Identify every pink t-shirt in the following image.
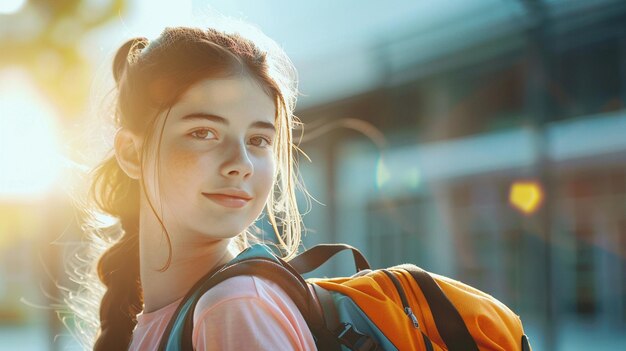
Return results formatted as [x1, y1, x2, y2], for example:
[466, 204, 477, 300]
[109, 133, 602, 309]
[129, 275, 317, 350]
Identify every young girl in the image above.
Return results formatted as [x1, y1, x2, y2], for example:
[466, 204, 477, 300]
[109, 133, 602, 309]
[80, 25, 317, 350]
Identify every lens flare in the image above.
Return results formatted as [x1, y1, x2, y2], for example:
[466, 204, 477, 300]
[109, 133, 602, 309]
[406, 166, 420, 189]
[509, 181, 544, 215]
[376, 157, 391, 188]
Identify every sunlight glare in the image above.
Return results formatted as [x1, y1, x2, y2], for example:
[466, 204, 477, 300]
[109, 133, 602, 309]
[130, 0, 192, 39]
[0, 69, 62, 200]
[0, 0, 27, 14]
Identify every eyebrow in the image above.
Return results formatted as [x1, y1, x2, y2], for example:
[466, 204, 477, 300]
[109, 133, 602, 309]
[181, 112, 275, 132]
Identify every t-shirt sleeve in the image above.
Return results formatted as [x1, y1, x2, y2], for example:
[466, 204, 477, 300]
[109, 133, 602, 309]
[192, 276, 317, 350]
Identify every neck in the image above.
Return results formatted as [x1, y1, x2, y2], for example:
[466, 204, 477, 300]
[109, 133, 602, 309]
[138, 215, 238, 313]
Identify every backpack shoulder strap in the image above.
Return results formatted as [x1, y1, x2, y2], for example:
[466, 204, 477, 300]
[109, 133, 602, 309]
[157, 244, 322, 351]
[288, 243, 371, 274]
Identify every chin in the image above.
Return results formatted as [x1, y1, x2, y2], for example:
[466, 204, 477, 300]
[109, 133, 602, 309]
[198, 224, 250, 239]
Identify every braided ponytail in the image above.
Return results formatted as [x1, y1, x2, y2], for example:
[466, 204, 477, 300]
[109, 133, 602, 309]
[90, 157, 143, 350]
[92, 214, 141, 350]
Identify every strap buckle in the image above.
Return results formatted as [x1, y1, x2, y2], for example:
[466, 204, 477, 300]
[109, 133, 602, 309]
[335, 323, 380, 351]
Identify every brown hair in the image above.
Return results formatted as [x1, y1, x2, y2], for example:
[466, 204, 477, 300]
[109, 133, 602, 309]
[87, 26, 305, 350]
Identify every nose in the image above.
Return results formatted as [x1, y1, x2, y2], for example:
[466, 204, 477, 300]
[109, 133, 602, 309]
[220, 141, 253, 179]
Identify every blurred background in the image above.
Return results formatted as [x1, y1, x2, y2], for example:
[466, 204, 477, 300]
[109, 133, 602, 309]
[1, 0, 626, 350]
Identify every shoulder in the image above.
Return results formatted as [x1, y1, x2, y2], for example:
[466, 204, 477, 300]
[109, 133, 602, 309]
[192, 275, 298, 324]
[191, 275, 317, 350]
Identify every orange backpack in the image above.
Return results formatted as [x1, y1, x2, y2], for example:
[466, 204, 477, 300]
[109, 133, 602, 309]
[159, 243, 532, 351]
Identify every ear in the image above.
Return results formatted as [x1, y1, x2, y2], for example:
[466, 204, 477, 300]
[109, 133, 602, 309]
[114, 128, 142, 180]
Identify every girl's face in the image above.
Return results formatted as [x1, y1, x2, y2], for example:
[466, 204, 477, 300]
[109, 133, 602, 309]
[143, 75, 277, 243]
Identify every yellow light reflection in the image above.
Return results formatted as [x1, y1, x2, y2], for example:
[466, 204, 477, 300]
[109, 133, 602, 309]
[509, 181, 544, 215]
[0, 68, 62, 200]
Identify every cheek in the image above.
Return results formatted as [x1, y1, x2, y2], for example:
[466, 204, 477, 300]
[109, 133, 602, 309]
[255, 157, 276, 193]
[161, 146, 203, 187]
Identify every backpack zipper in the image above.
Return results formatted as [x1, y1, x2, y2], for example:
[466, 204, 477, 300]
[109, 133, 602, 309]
[381, 269, 420, 329]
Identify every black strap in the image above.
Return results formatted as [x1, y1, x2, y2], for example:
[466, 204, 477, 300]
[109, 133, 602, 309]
[422, 333, 434, 351]
[399, 265, 479, 351]
[312, 283, 340, 331]
[288, 244, 371, 275]
[310, 283, 343, 351]
[522, 334, 532, 351]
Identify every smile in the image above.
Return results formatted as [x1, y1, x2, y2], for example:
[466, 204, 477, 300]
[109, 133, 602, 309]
[202, 193, 251, 208]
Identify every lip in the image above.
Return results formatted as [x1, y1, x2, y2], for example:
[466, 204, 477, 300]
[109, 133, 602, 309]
[205, 188, 253, 200]
[202, 190, 252, 208]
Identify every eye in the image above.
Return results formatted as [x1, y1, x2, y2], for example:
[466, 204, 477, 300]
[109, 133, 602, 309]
[189, 128, 217, 140]
[249, 135, 272, 148]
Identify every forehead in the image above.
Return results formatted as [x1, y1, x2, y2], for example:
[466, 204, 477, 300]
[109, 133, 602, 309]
[171, 75, 276, 123]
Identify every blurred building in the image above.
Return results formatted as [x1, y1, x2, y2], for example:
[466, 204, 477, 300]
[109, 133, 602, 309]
[295, 1, 626, 350]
